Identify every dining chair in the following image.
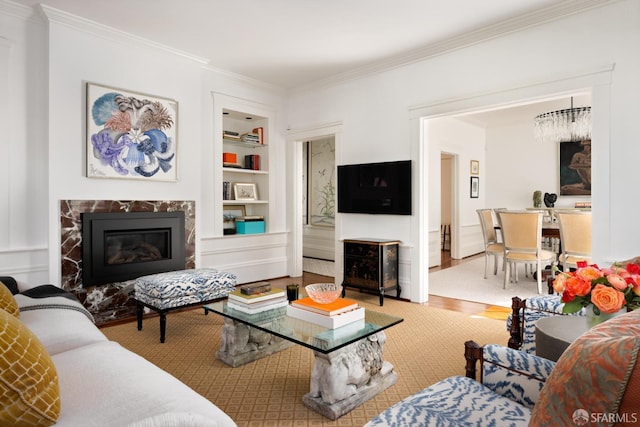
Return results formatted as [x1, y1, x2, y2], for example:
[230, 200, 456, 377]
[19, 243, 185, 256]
[497, 210, 556, 294]
[476, 209, 504, 279]
[556, 210, 592, 271]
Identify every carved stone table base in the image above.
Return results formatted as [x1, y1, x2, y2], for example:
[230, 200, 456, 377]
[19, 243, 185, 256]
[303, 331, 396, 420]
[216, 317, 293, 367]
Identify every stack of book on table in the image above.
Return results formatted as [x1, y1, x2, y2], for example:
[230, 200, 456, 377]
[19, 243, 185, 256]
[286, 297, 365, 329]
[227, 282, 287, 314]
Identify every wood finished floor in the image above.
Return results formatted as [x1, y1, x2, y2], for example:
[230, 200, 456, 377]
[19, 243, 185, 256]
[275, 251, 492, 316]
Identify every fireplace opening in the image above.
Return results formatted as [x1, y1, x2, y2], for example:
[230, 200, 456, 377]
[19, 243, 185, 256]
[105, 230, 169, 265]
[82, 211, 185, 287]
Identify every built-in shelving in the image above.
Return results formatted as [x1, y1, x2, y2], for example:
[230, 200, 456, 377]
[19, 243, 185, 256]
[214, 97, 273, 236]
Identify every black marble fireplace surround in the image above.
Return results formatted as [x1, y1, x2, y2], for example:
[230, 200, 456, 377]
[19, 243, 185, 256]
[61, 200, 195, 325]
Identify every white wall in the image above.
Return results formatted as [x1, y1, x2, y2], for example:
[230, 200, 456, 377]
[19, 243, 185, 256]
[287, 0, 640, 302]
[485, 117, 590, 210]
[0, 3, 48, 285]
[0, 3, 288, 286]
[428, 117, 486, 265]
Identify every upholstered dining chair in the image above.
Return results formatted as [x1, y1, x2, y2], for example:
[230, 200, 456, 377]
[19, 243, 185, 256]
[476, 209, 504, 279]
[497, 210, 556, 294]
[556, 210, 592, 271]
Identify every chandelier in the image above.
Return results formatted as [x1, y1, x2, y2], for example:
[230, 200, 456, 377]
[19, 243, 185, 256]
[534, 97, 591, 143]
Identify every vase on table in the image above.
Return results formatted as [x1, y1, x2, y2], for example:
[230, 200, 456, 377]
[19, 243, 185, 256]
[585, 307, 627, 328]
[533, 191, 542, 208]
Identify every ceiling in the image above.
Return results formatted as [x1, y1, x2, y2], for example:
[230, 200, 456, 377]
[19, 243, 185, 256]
[11, 0, 602, 90]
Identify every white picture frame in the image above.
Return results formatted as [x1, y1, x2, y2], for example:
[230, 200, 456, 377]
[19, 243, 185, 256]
[86, 82, 178, 181]
[233, 183, 258, 201]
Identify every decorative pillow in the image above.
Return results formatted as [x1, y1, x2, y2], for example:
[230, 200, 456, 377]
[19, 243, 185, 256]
[530, 309, 640, 425]
[0, 308, 60, 426]
[0, 281, 19, 318]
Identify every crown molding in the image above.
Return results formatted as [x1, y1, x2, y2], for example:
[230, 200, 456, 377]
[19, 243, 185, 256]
[202, 63, 284, 94]
[39, 4, 209, 65]
[0, 0, 42, 21]
[291, 0, 622, 94]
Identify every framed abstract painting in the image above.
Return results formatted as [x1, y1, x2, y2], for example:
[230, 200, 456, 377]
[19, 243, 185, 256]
[86, 82, 178, 181]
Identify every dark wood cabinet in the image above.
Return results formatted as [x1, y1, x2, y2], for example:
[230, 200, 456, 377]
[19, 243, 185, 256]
[341, 238, 401, 306]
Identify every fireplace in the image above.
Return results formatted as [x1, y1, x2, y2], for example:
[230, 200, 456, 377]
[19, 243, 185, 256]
[82, 211, 186, 287]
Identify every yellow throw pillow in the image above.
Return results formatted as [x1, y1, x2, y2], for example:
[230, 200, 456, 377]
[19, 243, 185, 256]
[0, 308, 60, 426]
[0, 281, 19, 318]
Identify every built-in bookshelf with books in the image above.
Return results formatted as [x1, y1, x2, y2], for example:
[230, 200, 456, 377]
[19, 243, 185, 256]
[216, 98, 272, 237]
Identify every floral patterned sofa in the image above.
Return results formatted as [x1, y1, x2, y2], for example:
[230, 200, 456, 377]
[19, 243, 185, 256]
[367, 309, 640, 426]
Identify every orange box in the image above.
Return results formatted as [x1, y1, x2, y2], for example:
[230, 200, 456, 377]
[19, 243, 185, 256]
[223, 152, 237, 163]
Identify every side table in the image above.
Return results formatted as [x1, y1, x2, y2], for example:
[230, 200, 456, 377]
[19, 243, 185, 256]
[535, 315, 590, 362]
[342, 238, 401, 306]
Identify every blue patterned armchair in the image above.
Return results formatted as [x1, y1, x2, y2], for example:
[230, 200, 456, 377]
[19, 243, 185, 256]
[507, 295, 584, 354]
[368, 310, 640, 426]
[366, 341, 555, 426]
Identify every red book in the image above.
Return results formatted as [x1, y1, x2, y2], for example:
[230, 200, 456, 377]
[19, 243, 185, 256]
[252, 127, 264, 144]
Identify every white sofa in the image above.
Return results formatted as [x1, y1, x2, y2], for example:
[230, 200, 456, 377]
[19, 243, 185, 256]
[5, 283, 237, 427]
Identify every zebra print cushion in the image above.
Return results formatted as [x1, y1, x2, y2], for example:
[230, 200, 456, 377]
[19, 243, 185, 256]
[365, 375, 531, 427]
[134, 268, 236, 309]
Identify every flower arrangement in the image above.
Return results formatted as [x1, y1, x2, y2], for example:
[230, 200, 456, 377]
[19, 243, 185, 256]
[552, 261, 640, 315]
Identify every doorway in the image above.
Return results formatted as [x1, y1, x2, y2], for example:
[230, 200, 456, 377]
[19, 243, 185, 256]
[302, 136, 336, 276]
[440, 152, 453, 266]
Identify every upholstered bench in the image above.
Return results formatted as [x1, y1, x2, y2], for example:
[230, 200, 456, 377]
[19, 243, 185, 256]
[134, 268, 237, 342]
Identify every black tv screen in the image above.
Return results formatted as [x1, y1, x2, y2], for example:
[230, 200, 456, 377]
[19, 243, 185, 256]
[337, 160, 411, 215]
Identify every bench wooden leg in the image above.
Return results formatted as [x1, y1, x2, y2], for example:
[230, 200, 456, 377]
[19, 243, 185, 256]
[136, 301, 144, 331]
[159, 311, 167, 343]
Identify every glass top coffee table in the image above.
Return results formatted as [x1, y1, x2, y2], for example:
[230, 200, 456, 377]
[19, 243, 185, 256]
[202, 301, 403, 420]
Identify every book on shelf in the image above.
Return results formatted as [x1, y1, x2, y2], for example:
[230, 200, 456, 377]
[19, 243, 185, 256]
[286, 305, 365, 329]
[228, 288, 285, 304]
[241, 133, 260, 144]
[236, 215, 264, 222]
[244, 154, 260, 170]
[223, 181, 231, 200]
[252, 127, 264, 144]
[227, 298, 288, 314]
[291, 297, 359, 317]
[240, 282, 271, 295]
[223, 162, 242, 168]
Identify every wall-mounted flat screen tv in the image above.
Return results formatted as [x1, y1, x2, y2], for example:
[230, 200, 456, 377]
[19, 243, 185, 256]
[337, 160, 411, 215]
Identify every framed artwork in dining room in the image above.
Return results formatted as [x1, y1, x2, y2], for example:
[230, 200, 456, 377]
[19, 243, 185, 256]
[470, 176, 479, 198]
[86, 82, 178, 181]
[470, 160, 479, 175]
[559, 140, 591, 196]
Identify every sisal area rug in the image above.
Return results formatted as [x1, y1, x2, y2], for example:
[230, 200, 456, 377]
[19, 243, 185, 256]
[101, 290, 510, 427]
[429, 256, 542, 307]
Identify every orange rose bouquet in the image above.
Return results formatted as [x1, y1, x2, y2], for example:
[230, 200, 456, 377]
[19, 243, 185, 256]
[552, 261, 640, 315]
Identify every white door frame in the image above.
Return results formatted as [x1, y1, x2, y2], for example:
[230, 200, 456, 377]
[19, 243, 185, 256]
[410, 64, 613, 303]
[286, 122, 343, 279]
